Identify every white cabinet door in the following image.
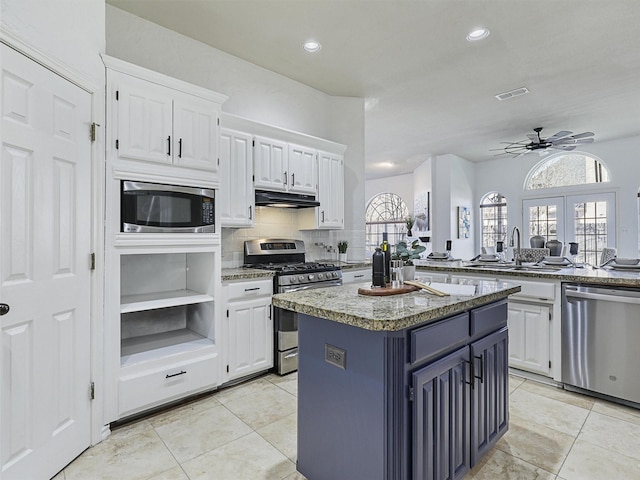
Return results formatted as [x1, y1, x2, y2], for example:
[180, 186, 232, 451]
[227, 297, 273, 380]
[116, 73, 173, 165]
[288, 144, 317, 194]
[254, 136, 287, 191]
[507, 300, 551, 376]
[317, 151, 344, 228]
[1, 45, 92, 480]
[219, 128, 254, 227]
[173, 94, 218, 172]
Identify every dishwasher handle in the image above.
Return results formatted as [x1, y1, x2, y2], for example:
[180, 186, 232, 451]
[565, 288, 640, 305]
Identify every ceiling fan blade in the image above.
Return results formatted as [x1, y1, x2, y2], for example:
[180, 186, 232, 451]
[555, 145, 576, 151]
[569, 131, 594, 139]
[574, 138, 594, 144]
[553, 137, 595, 145]
[545, 130, 573, 142]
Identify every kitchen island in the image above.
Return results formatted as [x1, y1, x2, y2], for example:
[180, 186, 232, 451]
[272, 279, 521, 480]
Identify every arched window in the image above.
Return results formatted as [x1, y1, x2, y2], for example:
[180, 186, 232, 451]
[479, 192, 508, 248]
[365, 193, 409, 255]
[525, 152, 610, 190]
[522, 152, 615, 265]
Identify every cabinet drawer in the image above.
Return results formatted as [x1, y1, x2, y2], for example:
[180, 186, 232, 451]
[226, 279, 272, 300]
[410, 313, 470, 365]
[118, 352, 219, 418]
[500, 278, 555, 301]
[470, 300, 508, 339]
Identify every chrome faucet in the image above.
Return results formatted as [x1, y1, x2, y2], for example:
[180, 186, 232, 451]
[509, 226, 522, 265]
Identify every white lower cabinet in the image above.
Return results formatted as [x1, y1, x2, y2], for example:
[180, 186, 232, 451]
[224, 278, 273, 381]
[507, 300, 551, 376]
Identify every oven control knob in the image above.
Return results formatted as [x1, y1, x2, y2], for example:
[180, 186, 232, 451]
[308, 274, 315, 281]
[333, 271, 339, 278]
[318, 273, 324, 280]
[298, 275, 305, 282]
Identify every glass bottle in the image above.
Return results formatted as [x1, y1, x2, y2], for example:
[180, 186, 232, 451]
[372, 247, 386, 287]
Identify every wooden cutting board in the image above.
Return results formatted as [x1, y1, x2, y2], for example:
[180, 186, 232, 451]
[357, 284, 420, 296]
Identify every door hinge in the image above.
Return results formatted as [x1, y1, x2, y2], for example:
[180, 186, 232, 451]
[408, 386, 415, 402]
[115, 90, 119, 100]
[90, 122, 100, 142]
[90, 252, 96, 270]
[90, 381, 95, 400]
[115, 139, 119, 149]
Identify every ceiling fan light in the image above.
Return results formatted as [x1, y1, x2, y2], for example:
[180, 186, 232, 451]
[466, 27, 490, 42]
[303, 41, 322, 53]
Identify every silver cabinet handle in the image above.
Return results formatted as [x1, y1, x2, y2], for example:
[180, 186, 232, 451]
[284, 352, 298, 359]
[321, 210, 325, 223]
[283, 171, 288, 185]
[249, 205, 253, 220]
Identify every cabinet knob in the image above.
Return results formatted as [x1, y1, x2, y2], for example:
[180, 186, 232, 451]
[0, 303, 9, 316]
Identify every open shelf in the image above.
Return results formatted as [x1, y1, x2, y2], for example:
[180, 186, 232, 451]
[121, 328, 214, 367]
[120, 289, 214, 313]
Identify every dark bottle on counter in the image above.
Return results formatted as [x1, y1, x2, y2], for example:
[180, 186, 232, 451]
[372, 247, 386, 287]
[381, 239, 391, 283]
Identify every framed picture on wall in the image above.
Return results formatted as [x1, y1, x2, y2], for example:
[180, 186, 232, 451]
[414, 191, 430, 232]
[458, 206, 471, 239]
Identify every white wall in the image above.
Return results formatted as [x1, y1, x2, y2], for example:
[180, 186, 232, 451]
[365, 173, 414, 210]
[1, 0, 105, 84]
[474, 135, 640, 258]
[106, 5, 366, 265]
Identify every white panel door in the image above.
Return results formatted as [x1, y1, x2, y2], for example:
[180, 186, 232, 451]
[1, 44, 92, 480]
[507, 301, 550, 376]
[173, 94, 218, 173]
[227, 298, 273, 380]
[288, 144, 317, 194]
[116, 73, 172, 165]
[253, 136, 287, 191]
[219, 128, 254, 227]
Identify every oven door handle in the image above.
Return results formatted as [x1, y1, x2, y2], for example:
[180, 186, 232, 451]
[280, 280, 343, 293]
[284, 351, 298, 359]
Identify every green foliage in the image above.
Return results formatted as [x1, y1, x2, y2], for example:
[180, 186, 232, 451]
[391, 240, 426, 265]
[404, 216, 415, 230]
[337, 240, 349, 254]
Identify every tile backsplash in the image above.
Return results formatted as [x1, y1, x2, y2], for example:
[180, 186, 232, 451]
[221, 206, 364, 268]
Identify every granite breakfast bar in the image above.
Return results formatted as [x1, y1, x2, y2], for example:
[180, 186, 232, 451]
[272, 279, 521, 480]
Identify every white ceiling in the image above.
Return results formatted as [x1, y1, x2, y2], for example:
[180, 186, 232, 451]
[107, 0, 640, 179]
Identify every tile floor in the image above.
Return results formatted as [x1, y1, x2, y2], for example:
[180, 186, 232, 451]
[54, 372, 640, 480]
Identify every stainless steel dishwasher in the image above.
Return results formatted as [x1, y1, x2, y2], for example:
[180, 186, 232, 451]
[562, 284, 640, 405]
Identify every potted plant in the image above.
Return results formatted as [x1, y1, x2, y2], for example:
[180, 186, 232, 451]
[404, 215, 415, 237]
[392, 240, 426, 280]
[337, 240, 349, 262]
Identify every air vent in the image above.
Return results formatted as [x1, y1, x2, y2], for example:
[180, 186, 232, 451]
[495, 87, 530, 101]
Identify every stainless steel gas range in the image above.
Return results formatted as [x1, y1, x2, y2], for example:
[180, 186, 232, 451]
[244, 239, 342, 374]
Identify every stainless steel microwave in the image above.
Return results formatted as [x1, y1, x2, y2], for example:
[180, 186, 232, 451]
[121, 181, 215, 233]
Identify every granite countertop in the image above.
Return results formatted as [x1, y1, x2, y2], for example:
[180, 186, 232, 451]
[221, 267, 275, 282]
[272, 279, 520, 332]
[413, 260, 640, 287]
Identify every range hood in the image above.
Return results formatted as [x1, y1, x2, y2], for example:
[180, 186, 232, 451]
[255, 190, 320, 208]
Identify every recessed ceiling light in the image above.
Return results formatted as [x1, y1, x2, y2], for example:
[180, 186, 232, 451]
[303, 41, 322, 53]
[466, 27, 490, 42]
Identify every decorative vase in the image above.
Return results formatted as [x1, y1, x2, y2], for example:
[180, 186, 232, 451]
[407, 229, 413, 237]
[403, 265, 416, 281]
[338, 253, 347, 263]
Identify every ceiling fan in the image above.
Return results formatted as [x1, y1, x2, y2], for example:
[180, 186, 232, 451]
[493, 127, 595, 157]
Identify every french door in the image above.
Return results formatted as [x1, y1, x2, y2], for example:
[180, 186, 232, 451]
[523, 193, 616, 265]
[1, 43, 92, 479]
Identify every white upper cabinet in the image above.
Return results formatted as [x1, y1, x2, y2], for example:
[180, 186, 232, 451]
[288, 143, 317, 194]
[253, 138, 317, 194]
[104, 55, 227, 185]
[318, 151, 344, 228]
[116, 75, 173, 165]
[219, 128, 254, 227]
[173, 93, 219, 173]
[253, 136, 288, 191]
